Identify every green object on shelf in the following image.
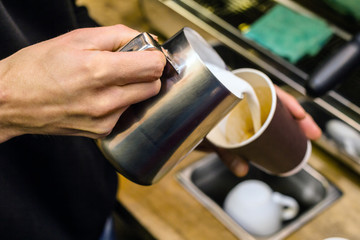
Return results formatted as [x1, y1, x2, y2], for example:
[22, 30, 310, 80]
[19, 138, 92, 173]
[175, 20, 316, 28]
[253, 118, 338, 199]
[324, 0, 360, 21]
[244, 4, 333, 63]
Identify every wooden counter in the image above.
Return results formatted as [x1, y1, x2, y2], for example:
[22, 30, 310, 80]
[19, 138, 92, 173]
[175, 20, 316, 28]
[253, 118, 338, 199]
[117, 147, 360, 240]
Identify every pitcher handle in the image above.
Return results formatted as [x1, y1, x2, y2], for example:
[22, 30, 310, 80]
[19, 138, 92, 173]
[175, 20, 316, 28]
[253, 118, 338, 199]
[117, 32, 179, 73]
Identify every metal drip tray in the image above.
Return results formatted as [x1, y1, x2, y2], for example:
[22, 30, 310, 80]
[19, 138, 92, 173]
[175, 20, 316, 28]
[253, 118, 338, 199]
[176, 153, 342, 239]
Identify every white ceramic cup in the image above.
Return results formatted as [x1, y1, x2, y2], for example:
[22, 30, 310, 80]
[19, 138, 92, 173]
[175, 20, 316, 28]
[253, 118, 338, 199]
[224, 180, 299, 236]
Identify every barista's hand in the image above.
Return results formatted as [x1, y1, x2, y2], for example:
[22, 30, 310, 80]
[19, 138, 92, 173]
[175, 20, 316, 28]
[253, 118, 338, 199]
[210, 86, 322, 177]
[275, 86, 322, 140]
[0, 25, 166, 143]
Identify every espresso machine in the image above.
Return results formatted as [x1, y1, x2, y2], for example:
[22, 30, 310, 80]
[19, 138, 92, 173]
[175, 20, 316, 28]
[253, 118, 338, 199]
[140, 0, 360, 174]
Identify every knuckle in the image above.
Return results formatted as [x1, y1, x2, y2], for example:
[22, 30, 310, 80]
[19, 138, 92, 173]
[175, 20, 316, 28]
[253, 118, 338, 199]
[95, 127, 113, 138]
[89, 104, 110, 118]
[87, 117, 117, 138]
[64, 28, 87, 42]
[0, 87, 9, 103]
[83, 53, 98, 71]
[79, 59, 93, 77]
[81, 53, 105, 82]
[89, 108, 105, 119]
[80, 98, 109, 119]
[69, 28, 84, 36]
[150, 52, 166, 80]
[154, 62, 165, 78]
[143, 79, 161, 99]
[114, 24, 141, 37]
[151, 79, 162, 96]
[95, 118, 119, 137]
[113, 24, 128, 32]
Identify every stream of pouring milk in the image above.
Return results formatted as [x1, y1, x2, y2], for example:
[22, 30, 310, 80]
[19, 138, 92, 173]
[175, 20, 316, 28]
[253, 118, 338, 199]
[206, 63, 261, 135]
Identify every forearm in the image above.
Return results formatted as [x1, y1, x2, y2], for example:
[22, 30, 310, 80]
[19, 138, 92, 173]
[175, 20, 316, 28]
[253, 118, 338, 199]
[0, 58, 21, 143]
[0, 52, 41, 143]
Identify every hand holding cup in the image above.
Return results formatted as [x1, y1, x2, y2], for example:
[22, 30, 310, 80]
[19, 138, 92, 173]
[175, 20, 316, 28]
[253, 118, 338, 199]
[207, 69, 320, 176]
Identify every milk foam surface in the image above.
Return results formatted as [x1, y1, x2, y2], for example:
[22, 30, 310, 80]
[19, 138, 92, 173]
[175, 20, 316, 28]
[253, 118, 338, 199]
[206, 64, 261, 135]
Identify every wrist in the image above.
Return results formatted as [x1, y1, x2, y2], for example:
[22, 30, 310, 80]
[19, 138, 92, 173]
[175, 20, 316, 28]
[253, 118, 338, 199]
[0, 58, 22, 143]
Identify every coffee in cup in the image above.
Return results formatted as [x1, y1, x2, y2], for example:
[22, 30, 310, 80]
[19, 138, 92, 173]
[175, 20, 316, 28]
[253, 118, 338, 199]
[224, 85, 272, 144]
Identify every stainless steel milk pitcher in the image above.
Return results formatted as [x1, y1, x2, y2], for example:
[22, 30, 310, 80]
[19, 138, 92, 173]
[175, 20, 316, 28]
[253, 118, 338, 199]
[97, 27, 242, 185]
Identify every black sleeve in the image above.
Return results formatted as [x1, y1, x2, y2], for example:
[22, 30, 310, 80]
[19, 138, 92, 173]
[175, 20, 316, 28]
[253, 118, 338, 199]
[71, 0, 100, 27]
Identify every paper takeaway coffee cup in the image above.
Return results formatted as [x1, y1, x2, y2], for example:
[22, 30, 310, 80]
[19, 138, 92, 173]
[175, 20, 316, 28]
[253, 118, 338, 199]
[206, 68, 311, 176]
